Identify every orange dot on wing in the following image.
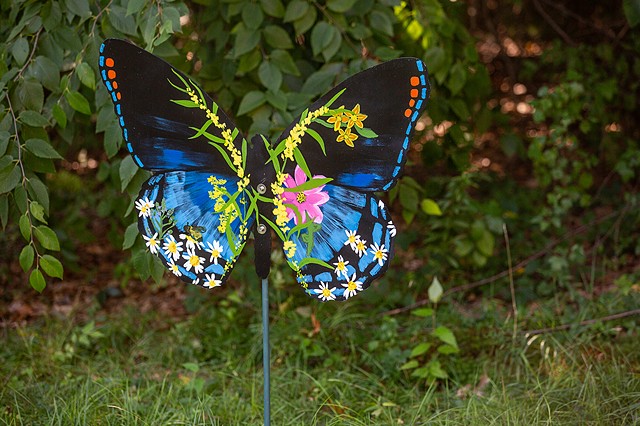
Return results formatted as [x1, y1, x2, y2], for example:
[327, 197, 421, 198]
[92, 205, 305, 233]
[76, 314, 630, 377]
[404, 108, 412, 117]
[105, 57, 114, 67]
[107, 70, 116, 79]
[112, 81, 118, 89]
[410, 76, 420, 86]
[410, 89, 418, 98]
[409, 99, 415, 107]
[116, 92, 121, 100]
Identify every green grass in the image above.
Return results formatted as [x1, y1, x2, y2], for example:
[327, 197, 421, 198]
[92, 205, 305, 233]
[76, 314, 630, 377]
[1, 287, 639, 425]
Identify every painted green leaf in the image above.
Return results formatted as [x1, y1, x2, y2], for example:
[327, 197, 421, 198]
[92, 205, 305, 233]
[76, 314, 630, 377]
[30, 268, 46, 292]
[40, 254, 63, 279]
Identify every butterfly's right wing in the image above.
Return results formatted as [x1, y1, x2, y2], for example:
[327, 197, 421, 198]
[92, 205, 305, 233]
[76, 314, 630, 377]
[136, 170, 254, 287]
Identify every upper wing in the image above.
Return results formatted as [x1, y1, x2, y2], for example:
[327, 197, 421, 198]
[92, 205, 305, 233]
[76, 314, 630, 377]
[276, 58, 430, 192]
[136, 170, 254, 288]
[281, 183, 396, 301]
[99, 39, 247, 173]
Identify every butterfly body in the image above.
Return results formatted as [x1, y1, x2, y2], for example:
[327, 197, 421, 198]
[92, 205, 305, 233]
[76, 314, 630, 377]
[99, 39, 429, 300]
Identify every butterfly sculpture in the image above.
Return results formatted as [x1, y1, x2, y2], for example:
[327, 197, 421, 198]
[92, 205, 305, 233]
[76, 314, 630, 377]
[99, 39, 430, 302]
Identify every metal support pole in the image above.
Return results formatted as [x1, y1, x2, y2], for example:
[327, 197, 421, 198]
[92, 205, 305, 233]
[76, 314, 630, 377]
[261, 277, 271, 426]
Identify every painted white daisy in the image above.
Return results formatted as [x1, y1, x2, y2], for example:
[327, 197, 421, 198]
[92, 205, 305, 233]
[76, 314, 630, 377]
[168, 259, 182, 277]
[387, 221, 396, 237]
[344, 230, 360, 250]
[162, 234, 183, 261]
[203, 273, 222, 289]
[180, 233, 202, 251]
[182, 247, 205, 274]
[370, 242, 388, 266]
[205, 240, 224, 264]
[332, 255, 350, 278]
[143, 232, 159, 254]
[378, 199, 385, 209]
[342, 273, 363, 299]
[315, 282, 336, 301]
[135, 197, 154, 217]
[192, 278, 200, 286]
[353, 238, 367, 257]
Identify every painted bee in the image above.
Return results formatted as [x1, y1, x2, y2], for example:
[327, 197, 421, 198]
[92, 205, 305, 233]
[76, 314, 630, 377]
[183, 224, 206, 242]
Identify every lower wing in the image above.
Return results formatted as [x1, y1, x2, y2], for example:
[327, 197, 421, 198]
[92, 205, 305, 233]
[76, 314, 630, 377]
[280, 184, 395, 301]
[136, 170, 254, 287]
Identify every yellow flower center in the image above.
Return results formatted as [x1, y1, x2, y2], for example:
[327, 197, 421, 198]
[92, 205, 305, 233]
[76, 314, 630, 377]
[356, 241, 365, 251]
[167, 241, 177, 253]
[189, 255, 200, 267]
[322, 288, 332, 297]
[211, 249, 220, 258]
[149, 238, 157, 246]
[374, 250, 384, 260]
[296, 192, 307, 203]
[347, 281, 357, 291]
[337, 261, 345, 270]
[141, 205, 148, 214]
[348, 235, 357, 244]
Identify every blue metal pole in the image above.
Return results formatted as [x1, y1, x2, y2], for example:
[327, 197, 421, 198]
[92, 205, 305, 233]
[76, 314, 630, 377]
[261, 277, 271, 426]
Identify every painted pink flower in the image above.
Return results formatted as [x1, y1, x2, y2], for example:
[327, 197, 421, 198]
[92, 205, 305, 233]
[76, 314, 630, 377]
[282, 165, 330, 225]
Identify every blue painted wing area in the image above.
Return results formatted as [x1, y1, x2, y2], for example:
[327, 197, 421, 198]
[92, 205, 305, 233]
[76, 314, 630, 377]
[280, 58, 430, 192]
[283, 184, 396, 301]
[98, 39, 245, 172]
[136, 171, 253, 288]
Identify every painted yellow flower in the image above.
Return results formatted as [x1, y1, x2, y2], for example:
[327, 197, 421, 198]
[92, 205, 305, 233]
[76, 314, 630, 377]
[337, 127, 358, 147]
[345, 104, 367, 129]
[327, 106, 346, 131]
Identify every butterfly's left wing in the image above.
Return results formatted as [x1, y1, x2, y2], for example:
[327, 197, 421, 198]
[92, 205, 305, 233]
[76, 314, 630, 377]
[136, 170, 254, 288]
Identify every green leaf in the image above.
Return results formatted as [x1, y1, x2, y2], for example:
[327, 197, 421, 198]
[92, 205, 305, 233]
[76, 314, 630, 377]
[261, 0, 285, 18]
[410, 342, 432, 358]
[258, 61, 283, 92]
[34, 225, 60, 251]
[263, 25, 293, 49]
[447, 62, 467, 95]
[104, 122, 122, 158]
[30, 56, 60, 91]
[18, 80, 44, 112]
[234, 26, 261, 58]
[19, 245, 35, 272]
[66, 0, 91, 19]
[421, 198, 442, 216]
[0, 164, 21, 194]
[265, 90, 288, 111]
[428, 360, 448, 379]
[327, 0, 357, 12]
[109, 5, 137, 35]
[27, 177, 49, 215]
[30, 268, 46, 292]
[428, 276, 443, 304]
[29, 200, 46, 224]
[65, 90, 91, 115]
[123, 222, 139, 250]
[25, 138, 62, 159]
[126, 0, 147, 16]
[432, 326, 458, 349]
[119, 156, 138, 191]
[183, 362, 199, 373]
[0, 132, 10, 157]
[437, 344, 459, 355]
[19, 213, 31, 240]
[311, 21, 333, 56]
[476, 229, 495, 257]
[12, 37, 29, 66]
[52, 104, 67, 128]
[293, 5, 317, 36]
[14, 185, 28, 214]
[0, 195, 7, 229]
[400, 360, 419, 370]
[271, 50, 300, 76]
[242, 2, 264, 29]
[284, 0, 309, 22]
[411, 308, 433, 317]
[237, 91, 266, 115]
[19, 111, 49, 127]
[76, 62, 96, 90]
[40, 254, 64, 279]
[624, 0, 640, 26]
[370, 10, 393, 36]
[301, 70, 334, 96]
